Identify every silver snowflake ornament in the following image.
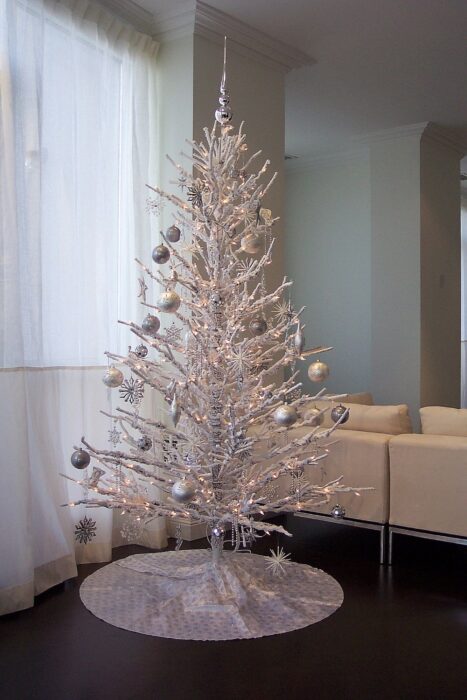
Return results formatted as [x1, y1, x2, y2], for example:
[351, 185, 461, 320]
[119, 377, 144, 405]
[272, 300, 294, 324]
[108, 426, 121, 446]
[165, 322, 182, 346]
[75, 515, 97, 545]
[266, 546, 291, 577]
[263, 483, 279, 502]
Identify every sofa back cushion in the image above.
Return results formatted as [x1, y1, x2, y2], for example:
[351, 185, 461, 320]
[420, 406, 467, 437]
[338, 403, 412, 434]
[305, 401, 412, 435]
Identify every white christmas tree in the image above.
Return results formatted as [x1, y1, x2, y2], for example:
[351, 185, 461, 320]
[66, 44, 360, 561]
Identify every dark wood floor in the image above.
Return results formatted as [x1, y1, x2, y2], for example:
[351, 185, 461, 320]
[1, 515, 466, 700]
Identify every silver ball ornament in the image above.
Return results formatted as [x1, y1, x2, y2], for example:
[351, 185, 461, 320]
[331, 503, 346, 519]
[215, 105, 232, 125]
[142, 314, 160, 336]
[166, 225, 181, 242]
[137, 435, 152, 451]
[273, 404, 298, 427]
[211, 525, 225, 539]
[304, 406, 324, 427]
[240, 232, 262, 255]
[331, 404, 350, 424]
[71, 448, 91, 470]
[171, 479, 196, 503]
[152, 244, 170, 264]
[102, 366, 124, 388]
[135, 344, 148, 358]
[249, 317, 267, 336]
[308, 360, 330, 383]
[158, 290, 181, 313]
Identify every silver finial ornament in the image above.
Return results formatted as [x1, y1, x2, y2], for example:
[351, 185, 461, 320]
[215, 37, 232, 125]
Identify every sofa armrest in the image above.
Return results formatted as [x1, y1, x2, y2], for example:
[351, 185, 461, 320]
[389, 434, 467, 537]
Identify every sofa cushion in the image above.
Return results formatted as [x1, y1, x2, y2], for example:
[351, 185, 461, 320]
[420, 406, 467, 437]
[389, 433, 467, 536]
[306, 402, 412, 435]
[337, 403, 412, 435]
[305, 429, 391, 523]
[304, 392, 373, 428]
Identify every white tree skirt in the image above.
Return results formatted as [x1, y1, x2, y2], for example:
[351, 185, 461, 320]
[80, 550, 343, 640]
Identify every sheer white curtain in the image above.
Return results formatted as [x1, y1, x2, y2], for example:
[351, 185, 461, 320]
[0, 0, 165, 615]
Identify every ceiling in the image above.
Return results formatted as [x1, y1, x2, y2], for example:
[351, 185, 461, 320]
[132, 0, 467, 160]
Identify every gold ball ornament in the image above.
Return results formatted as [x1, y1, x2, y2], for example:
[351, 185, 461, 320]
[308, 360, 330, 383]
[240, 232, 262, 255]
[304, 406, 324, 427]
[158, 290, 181, 313]
[102, 366, 124, 388]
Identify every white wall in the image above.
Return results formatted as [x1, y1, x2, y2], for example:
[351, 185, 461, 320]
[285, 154, 372, 396]
[286, 129, 462, 420]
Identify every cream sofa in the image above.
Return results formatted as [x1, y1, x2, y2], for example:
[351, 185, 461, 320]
[294, 394, 413, 564]
[388, 406, 467, 564]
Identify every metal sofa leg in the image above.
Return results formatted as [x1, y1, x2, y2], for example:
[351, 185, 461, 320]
[379, 524, 387, 565]
[388, 528, 394, 566]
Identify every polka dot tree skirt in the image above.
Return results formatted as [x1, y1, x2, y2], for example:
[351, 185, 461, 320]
[80, 550, 343, 641]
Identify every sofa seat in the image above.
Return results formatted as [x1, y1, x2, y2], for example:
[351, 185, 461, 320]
[389, 434, 467, 537]
[295, 428, 391, 524]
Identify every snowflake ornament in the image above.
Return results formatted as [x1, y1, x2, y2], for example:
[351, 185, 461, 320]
[165, 322, 182, 346]
[119, 377, 144, 405]
[187, 185, 203, 208]
[266, 546, 291, 577]
[108, 425, 121, 446]
[75, 515, 97, 545]
[272, 300, 294, 324]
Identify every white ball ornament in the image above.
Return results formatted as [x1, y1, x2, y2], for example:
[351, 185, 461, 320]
[102, 366, 124, 388]
[308, 360, 330, 383]
[273, 404, 298, 427]
[171, 479, 196, 503]
[158, 290, 181, 313]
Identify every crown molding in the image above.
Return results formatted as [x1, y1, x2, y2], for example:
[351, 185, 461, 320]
[285, 146, 369, 174]
[422, 123, 467, 157]
[356, 122, 467, 156]
[355, 122, 431, 146]
[152, 0, 314, 73]
[97, 0, 155, 34]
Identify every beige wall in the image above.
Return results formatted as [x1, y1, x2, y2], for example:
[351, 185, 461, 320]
[193, 35, 285, 295]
